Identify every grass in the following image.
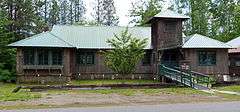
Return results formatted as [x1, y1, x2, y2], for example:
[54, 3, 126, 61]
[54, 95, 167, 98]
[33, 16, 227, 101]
[215, 85, 240, 92]
[45, 86, 208, 96]
[69, 79, 159, 85]
[0, 83, 41, 101]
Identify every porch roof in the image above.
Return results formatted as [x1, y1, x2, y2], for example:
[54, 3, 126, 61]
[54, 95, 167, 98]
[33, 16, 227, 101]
[182, 34, 233, 49]
[227, 36, 240, 53]
[8, 32, 74, 48]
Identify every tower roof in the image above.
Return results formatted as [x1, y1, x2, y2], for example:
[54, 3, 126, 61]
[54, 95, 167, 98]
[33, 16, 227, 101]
[147, 9, 190, 23]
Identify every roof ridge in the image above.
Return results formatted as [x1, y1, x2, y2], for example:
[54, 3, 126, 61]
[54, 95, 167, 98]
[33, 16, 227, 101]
[48, 32, 75, 48]
[53, 25, 150, 29]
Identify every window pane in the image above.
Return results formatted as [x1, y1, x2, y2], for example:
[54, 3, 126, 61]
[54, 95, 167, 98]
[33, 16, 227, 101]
[52, 50, 63, 65]
[38, 49, 49, 65]
[23, 49, 35, 65]
[77, 52, 95, 65]
[198, 51, 216, 66]
[142, 51, 151, 65]
[86, 53, 94, 64]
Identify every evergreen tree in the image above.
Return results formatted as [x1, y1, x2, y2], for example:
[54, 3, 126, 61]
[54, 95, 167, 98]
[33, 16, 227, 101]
[93, 0, 104, 25]
[101, 0, 119, 26]
[129, 0, 163, 26]
[73, 0, 86, 23]
[60, 0, 69, 24]
[49, 0, 60, 26]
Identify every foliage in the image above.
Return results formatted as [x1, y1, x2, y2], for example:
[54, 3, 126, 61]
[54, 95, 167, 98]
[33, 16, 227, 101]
[93, 0, 119, 26]
[0, 11, 16, 82]
[129, 0, 163, 26]
[104, 28, 147, 77]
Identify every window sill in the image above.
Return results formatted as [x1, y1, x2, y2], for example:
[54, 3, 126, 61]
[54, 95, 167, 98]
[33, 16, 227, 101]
[23, 65, 63, 69]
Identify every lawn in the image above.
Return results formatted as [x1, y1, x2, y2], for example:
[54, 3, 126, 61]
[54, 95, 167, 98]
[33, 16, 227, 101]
[0, 83, 41, 101]
[215, 85, 240, 92]
[69, 79, 160, 85]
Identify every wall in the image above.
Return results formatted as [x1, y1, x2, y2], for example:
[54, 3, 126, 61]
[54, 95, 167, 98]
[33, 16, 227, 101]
[184, 49, 229, 76]
[229, 53, 240, 76]
[74, 49, 155, 80]
[16, 47, 73, 83]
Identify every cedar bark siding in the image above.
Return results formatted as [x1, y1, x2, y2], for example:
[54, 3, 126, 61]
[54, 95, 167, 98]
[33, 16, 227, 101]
[229, 53, 240, 75]
[184, 48, 229, 75]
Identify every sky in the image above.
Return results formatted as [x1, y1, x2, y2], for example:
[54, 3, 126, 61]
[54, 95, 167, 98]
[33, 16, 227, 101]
[84, 0, 171, 26]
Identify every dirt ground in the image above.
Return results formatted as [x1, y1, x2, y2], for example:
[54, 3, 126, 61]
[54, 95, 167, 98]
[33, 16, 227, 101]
[0, 91, 226, 108]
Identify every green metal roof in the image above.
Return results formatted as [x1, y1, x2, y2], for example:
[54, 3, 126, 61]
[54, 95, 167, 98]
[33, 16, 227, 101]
[182, 34, 233, 49]
[8, 31, 74, 48]
[9, 25, 152, 49]
[51, 25, 151, 49]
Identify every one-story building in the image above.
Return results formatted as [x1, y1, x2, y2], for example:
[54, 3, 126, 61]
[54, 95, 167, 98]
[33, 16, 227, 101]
[227, 37, 240, 77]
[8, 10, 232, 83]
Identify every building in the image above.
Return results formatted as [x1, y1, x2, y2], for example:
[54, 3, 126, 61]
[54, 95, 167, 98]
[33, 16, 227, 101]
[227, 37, 240, 76]
[8, 10, 232, 83]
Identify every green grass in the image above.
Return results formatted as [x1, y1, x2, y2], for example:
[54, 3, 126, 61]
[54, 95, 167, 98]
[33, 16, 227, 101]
[0, 83, 41, 101]
[69, 79, 159, 85]
[45, 86, 207, 96]
[215, 85, 240, 92]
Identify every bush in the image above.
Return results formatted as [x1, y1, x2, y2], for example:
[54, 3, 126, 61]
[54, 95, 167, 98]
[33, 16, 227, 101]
[0, 63, 16, 82]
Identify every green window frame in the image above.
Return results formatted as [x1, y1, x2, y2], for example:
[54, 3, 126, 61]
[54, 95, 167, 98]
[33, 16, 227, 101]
[198, 51, 216, 66]
[23, 49, 35, 65]
[77, 52, 95, 65]
[52, 50, 63, 65]
[142, 51, 152, 65]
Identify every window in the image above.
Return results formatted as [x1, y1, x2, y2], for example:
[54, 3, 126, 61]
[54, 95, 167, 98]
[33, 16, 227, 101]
[37, 49, 49, 65]
[142, 51, 152, 65]
[23, 49, 35, 65]
[77, 52, 95, 65]
[165, 21, 177, 33]
[198, 51, 216, 66]
[52, 50, 63, 65]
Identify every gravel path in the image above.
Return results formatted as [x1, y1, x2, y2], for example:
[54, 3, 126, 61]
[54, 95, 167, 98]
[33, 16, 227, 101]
[3, 101, 240, 112]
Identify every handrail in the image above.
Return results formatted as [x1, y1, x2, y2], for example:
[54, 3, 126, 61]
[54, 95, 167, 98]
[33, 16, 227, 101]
[159, 64, 211, 89]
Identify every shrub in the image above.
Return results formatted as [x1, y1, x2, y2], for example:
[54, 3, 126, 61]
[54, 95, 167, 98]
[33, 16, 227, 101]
[0, 63, 16, 82]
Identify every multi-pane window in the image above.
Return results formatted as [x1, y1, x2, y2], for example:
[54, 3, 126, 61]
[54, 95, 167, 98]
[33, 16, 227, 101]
[198, 51, 216, 66]
[38, 49, 49, 65]
[165, 21, 177, 33]
[77, 52, 95, 65]
[23, 49, 63, 65]
[52, 50, 63, 65]
[23, 49, 35, 65]
[142, 51, 152, 65]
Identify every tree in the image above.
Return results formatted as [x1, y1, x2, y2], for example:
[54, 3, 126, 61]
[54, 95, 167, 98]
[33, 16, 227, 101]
[104, 28, 148, 79]
[0, 11, 16, 82]
[101, 0, 119, 26]
[129, 0, 163, 26]
[60, 0, 69, 24]
[93, 0, 104, 25]
[49, 0, 60, 26]
[73, 0, 86, 23]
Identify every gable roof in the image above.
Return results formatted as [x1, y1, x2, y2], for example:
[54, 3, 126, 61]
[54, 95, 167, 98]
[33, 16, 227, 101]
[227, 36, 240, 53]
[182, 34, 233, 49]
[227, 36, 240, 47]
[147, 10, 190, 23]
[8, 32, 74, 48]
[153, 10, 190, 19]
[9, 25, 152, 49]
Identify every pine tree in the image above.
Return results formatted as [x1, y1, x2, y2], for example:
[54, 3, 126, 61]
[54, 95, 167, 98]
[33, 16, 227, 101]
[49, 0, 60, 26]
[101, 0, 119, 26]
[73, 0, 86, 23]
[129, 0, 162, 26]
[93, 0, 104, 25]
[60, 0, 69, 24]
